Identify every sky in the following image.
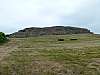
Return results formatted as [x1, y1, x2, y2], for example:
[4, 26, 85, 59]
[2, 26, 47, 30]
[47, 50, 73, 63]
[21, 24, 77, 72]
[0, 0, 98, 34]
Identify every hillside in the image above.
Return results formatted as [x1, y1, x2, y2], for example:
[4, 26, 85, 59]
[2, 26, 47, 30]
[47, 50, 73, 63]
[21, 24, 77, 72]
[0, 34, 100, 75]
[9, 26, 93, 37]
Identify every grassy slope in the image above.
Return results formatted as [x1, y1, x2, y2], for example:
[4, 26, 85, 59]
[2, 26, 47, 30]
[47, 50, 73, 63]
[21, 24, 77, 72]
[0, 34, 100, 75]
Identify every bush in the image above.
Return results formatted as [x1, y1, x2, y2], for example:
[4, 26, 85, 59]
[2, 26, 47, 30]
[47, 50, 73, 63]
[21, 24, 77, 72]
[70, 38, 78, 40]
[0, 32, 7, 43]
[58, 39, 64, 41]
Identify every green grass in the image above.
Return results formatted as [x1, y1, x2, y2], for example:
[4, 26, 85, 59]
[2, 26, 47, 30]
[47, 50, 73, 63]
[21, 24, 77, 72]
[0, 34, 100, 75]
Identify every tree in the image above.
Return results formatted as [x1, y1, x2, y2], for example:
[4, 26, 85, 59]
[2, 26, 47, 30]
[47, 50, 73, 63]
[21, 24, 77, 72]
[0, 32, 7, 43]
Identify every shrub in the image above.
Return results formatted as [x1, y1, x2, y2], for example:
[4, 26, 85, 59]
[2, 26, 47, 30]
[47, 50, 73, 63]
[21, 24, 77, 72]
[70, 38, 78, 40]
[58, 39, 64, 41]
[0, 32, 7, 43]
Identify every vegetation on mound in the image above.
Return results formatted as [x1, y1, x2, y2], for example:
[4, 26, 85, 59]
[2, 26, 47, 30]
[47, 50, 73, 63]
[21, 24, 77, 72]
[0, 32, 8, 44]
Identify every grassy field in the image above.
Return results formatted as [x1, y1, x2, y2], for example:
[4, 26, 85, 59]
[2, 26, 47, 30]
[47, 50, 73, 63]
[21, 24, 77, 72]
[0, 34, 100, 75]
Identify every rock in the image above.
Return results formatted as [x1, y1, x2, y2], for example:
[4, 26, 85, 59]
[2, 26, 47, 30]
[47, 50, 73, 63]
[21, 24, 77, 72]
[9, 26, 93, 37]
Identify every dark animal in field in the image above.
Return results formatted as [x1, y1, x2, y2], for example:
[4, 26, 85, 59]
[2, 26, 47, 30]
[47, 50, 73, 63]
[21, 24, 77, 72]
[70, 39, 78, 40]
[58, 39, 64, 41]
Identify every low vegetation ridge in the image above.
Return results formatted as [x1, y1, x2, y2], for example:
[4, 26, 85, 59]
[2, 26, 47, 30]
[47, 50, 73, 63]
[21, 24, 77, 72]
[9, 26, 93, 37]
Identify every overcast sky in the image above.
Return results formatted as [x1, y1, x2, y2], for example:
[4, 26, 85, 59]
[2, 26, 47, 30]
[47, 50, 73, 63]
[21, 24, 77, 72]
[0, 0, 98, 34]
